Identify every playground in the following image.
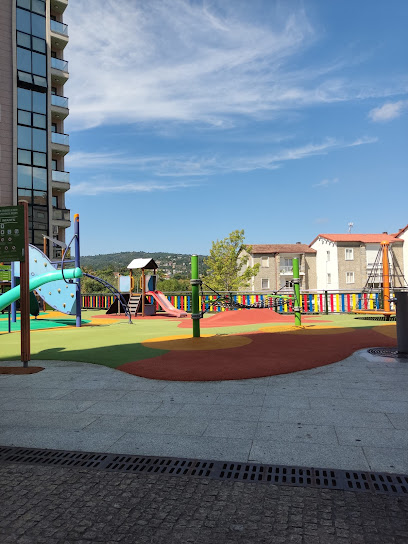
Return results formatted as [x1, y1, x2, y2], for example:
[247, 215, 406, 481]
[0, 306, 398, 380]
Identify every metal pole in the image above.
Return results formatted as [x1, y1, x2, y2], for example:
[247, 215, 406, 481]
[11, 261, 16, 322]
[191, 255, 201, 338]
[292, 257, 302, 327]
[142, 269, 145, 317]
[324, 290, 329, 315]
[19, 200, 30, 366]
[74, 213, 81, 327]
[381, 241, 391, 314]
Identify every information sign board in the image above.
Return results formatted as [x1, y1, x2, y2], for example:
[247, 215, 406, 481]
[0, 265, 11, 282]
[0, 206, 25, 262]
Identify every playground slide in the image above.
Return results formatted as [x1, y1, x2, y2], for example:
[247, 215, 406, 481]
[146, 290, 188, 318]
[0, 268, 82, 313]
[14, 245, 78, 315]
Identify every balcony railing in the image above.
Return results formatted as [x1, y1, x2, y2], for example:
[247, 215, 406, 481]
[52, 170, 70, 183]
[51, 94, 68, 108]
[52, 132, 69, 146]
[53, 208, 70, 221]
[51, 57, 68, 72]
[280, 266, 293, 274]
[51, 20, 68, 36]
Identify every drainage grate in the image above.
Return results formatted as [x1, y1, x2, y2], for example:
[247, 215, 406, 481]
[0, 445, 407, 496]
[367, 347, 408, 359]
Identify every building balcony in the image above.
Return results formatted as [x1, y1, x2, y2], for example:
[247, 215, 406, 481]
[50, 0, 68, 15]
[51, 132, 69, 155]
[279, 266, 305, 275]
[52, 207, 71, 228]
[52, 170, 70, 191]
[50, 20, 69, 50]
[51, 94, 69, 121]
[51, 57, 69, 84]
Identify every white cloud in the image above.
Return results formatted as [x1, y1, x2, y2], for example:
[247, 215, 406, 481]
[66, 136, 377, 177]
[69, 179, 196, 196]
[313, 177, 339, 188]
[64, 1, 406, 131]
[368, 100, 408, 122]
[314, 217, 329, 224]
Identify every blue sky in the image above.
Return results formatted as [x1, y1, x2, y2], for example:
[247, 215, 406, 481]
[63, 0, 408, 256]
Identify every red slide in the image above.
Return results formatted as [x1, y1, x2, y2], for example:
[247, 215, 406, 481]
[147, 290, 188, 318]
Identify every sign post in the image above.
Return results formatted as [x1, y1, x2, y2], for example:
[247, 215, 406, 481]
[0, 203, 30, 365]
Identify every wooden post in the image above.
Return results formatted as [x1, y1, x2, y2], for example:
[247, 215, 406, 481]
[19, 200, 30, 366]
[142, 268, 145, 317]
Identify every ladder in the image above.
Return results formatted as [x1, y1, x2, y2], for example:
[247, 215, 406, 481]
[128, 294, 142, 316]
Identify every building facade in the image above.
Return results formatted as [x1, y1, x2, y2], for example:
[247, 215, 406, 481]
[310, 233, 405, 291]
[0, 0, 70, 258]
[244, 244, 317, 292]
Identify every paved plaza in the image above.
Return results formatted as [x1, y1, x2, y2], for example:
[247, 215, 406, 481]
[0, 349, 407, 473]
[1, 349, 407, 543]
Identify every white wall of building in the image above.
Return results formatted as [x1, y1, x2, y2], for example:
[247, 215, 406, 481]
[311, 238, 339, 290]
[399, 230, 408, 280]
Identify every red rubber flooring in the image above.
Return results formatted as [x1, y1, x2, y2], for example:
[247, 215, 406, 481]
[117, 327, 396, 381]
[178, 309, 330, 328]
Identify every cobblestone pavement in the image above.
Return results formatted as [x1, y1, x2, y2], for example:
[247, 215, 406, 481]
[1, 463, 407, 544]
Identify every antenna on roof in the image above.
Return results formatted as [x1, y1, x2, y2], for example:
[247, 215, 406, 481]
[348, 222, 354, 234]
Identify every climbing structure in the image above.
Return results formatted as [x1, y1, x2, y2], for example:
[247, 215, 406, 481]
[353, 241, 408, 319]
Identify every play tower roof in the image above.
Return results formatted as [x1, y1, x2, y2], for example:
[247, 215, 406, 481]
[127, 258, 158, 270]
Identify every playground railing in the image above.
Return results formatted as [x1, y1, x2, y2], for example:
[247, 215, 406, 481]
[81, 290, 396, 314]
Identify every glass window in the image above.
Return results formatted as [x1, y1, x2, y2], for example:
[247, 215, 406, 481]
[18, 125, 32, 150]
[18, 149, 32, 165]
[261, 256, 269, 268]
[33, 113, 46, 129]
[51, 87, 57, 95]
[32, 0, 46, 15]
[18, 189, 32, 204]
[52, 196, 58, 207]
[33, 191, 47, 206]
[261, 279, 269, 289]
[33, 152, 47, 167]
[32, 128, 46, 152]
[345, 248, 354, 261]
[327, 273, 331, 284]
[51, 159, 57, 170]
[17, 47, 31, 73]
[17, 31, 31, 49]
[17, 165, 32, 189]
[51, 123, 57, 133]
[16, 8, 31, 34]
[34, 230, 47, 245]
[32, 167, 47, 190]
[31, 13, 46, 39]
[18, 88, 32, 111]
[346, 272, 355, 284]
[17, 0, 31, 8]
[32, 37, 46, 53]
[32, 91, 46, 113]
[32, 75, 47, 88]
[33, 207, 47, 222]
[17, 71, 33, 84]
[32, 52, 46, 76]
[18, 110, 31, 125]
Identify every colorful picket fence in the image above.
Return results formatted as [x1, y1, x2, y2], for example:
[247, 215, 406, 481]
[81, 291, 389, 314]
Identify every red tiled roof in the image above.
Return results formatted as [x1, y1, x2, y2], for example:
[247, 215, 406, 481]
[310, 233, 402, 246]
[395, 224, 408, 237]
[251, 244, 316, 254]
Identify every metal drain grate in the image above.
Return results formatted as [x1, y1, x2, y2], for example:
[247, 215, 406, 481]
[367, 347, 407, 359]
[0, 445, 407, 496]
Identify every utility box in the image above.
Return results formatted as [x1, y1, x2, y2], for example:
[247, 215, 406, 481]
[396, 291, 408, 357]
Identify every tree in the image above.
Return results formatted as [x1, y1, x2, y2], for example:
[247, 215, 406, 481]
[203, 230, 260, 292]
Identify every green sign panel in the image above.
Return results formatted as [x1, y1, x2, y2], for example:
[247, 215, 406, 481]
[0, 265, 11, 282]
[0, 206, 25, 262]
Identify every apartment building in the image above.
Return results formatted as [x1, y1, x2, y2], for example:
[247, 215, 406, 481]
[0, 0, 70, 258]
[245, 244, 317, 292]
[310, 233, 405, 291]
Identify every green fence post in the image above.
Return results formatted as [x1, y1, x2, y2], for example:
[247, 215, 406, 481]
[292, 258, 302, 327]
[190, 255, 201, 338]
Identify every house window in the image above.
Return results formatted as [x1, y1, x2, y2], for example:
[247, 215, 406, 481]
[261, 256, 269, 268]
[327, 273, 331, 284]
[346, 272, 355, 284]
[326, 251, 330, 262]
[261, 279, 269, 289]
[345, 248, 354, 260]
